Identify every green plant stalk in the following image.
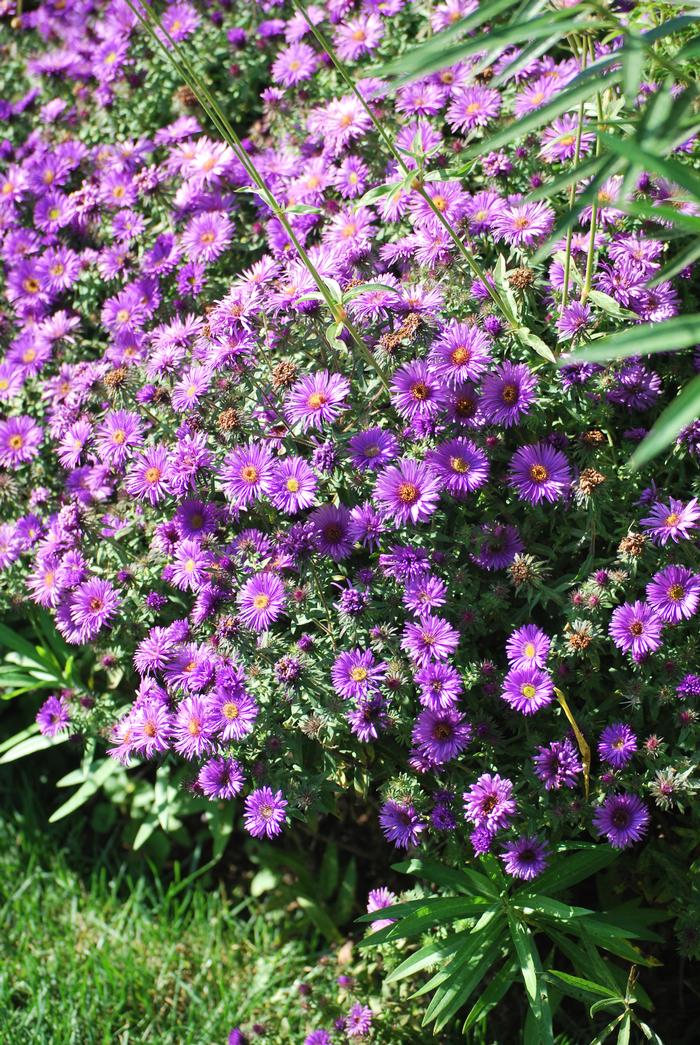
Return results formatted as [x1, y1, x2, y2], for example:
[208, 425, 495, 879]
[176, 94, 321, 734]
[125, 1, 389, 389]
[561, 35, 589, 313]
[581, 37, 604, 305]
[290, 0, 520, 330]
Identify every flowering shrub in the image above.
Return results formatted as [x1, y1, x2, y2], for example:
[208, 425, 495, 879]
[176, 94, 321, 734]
[1, 0, 700, 1039]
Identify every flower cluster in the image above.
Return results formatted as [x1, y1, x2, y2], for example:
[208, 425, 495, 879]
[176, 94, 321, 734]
[1, 0, 699, 937]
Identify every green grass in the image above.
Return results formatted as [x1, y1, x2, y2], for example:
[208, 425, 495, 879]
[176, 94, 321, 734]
[0, 801, 329, 1044]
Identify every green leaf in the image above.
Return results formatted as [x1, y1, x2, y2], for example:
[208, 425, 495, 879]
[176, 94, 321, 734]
[384, 935, 465, 984]
[617, 1013, 631, 1045]
[516, 847, 617, 896]
[513, 893, 594, 921]
[562, 315, 700, 363]
[586, 291, 635, 320]
[527, 154, 608, 202]
[0, 731, 69, 763]
[621, 33, 645, 103]
[356, 894, 488, 924]
[507, 912, 554, 1044]
[392, 856, 498, 897]
[599, 131, 700, 202]
[318, 842, 339, 900]
[462, 959, 518, 1032]
[333, 856, 357, 925]
[546, 970, 619, 1002]
[49, 759, 119, 823]
[250, 867, 281, 897]
[359, 899, 495, 946]
[0, 722, 39, 756]
[631, 367, 700, 466]
[296, 895, 341, 942]
[649, 237, 700, 286]
[588, 1015, 625, 1045]
[515, 327, 556, 363]
[425, 932, 505, 1032]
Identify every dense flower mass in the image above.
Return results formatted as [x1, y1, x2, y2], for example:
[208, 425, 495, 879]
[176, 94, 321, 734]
[1, 1, 700, 1004]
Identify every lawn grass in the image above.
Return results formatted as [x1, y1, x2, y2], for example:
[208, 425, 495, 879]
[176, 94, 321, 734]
[0, 796, 323, 1044]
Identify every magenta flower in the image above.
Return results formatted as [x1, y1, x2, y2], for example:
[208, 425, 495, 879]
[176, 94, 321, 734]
[244, 787, 288, 839]
[640, 497, 700, 545]
[428, 322, 492, 385]
[221, 442, 274, 508]
[501, 665, 554, 715]
[426, 438, 489, 497]
[170, 539, 212, 592]
[481, 362, 537, 427]
[646, 565, 700, 623]
[125, 446, 172, 505]
[390, 359, 447, 423]
[172, 695, 214, 760]
[0, 415, 42, 468]
[331, 648, 386, 700]
[609, 600, 663, 659]
[69, 577, 121, 641]
[598, 723, 637, 769]
[198, 757, 245, 800]
[378, 799, 425, 849]
[373, 458, 441, 526]
[411, 706, 472, 766]
[509, 442, 572, 504]
[268, 456, 318, 514]
[446, 85, 501, 133]
[285, 371, 350, 432]
[463, 773, 516, 832]
[505, 624, 551, 670]
[401, 614, 460, 666]
[237, 573, 286, 632]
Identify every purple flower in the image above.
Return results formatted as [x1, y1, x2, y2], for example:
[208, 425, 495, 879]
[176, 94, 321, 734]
[506, 625, 551, 670]
[508, 442, 572, 504]
[221, 443, 273, 509]
[244, 787, 288, 839]
[411, 706, 472, 766]
[37, 694, 71, 737]
[463, 773, 516, 832]
[501, 835, 549, 880]
[345, 1002, 374, 1038]
[533, 738, 582, 790]
[334, 13, 383, 61]
[401, 614, 459, 666]
[0, 415, 42, 468]
[170, 539, 212, 592]
[481, 362, 537, 427]
[646, 565, 700, 623]
[414, 662, 463, 709]
[428, 322, 492, 385]
[599, 723, 637, 769]
[285, 370, 350, 432]
[403, 575, 447, 616]
[206, 687, 258, 741]
[492, 199, 555, 248]
[69, 578, 121, 641]
[446, 85, 501, 133]
[390, 359, 447, 423]
[347, 427, 399, 470]
[310, 503, 353, 560]
[640, 497, 700, 545]
[471, 522, 524, 570]
[172, 695, 214, 760]
[237, 573, 286, 632]
[271, 42, 318, 87]
[501, 666, 554, 715]
[609, 600, 663, 659]
[540, 115, 595, 164]
[426, 438, 489, 497]
[125, 446, 172, 505]
[198, 757, 245, 800]
[558, 301, 591, 341]
[593, 793, 649, 849]
[268, 456, 318, 514]
[373, 458, 441, 526]
[379, 799, 425, 849]
[347, 694, 389, 742]
[132, 700, 173, 757]
[332, 648, 386, 700]
[366, 886, 398, 932]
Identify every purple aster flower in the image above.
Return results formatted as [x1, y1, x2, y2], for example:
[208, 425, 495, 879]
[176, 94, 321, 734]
[411, 707, 472, 766]
[345, 1003, 374, 1039]
[285, 371, 350, 432]
[273, 42, 318, 86]
[125, 446, 172, 505]
[505, 624, 550, 670]
[533, 738, 582, 790]
[426, 438, 489, 497]
[221, 443, 273, 509]
[310, 503, 353, 560]
[171, 366, 211, 413]
[463, 773, 516, 832]
[599, 723, 637, 769]
[492, 199, 555, 249]
[390, 359, 447, 423]
[348, 502, 386, 550]
[470, 825, 496, 856]
[379, 799, 425, 849]
[244, 787, 287, 839]
[198, 757, 245, 800]
[347, 427, 399, 471]
[501, 666, 554, 715]
[304, 1033, 331, 1045]
[170, 539, 212, 592]
[401, 614, 459, 666]
[593, 793, 649, 849]
[501, 835, 549, 880]
[481, 362, 537, 427]
[0, 415, 42, 468]
[609, 600, 663, 659]
[641, 498, 700, 545]
[172, 695, 214, 760]
[334, 12, 383, 60]
[508, 442, 572, 504]
[414, 662, 463, 709]
[366, 887, 398, 932]
[471, 522, 524, 570]
[446, 85, 501, 133]
[331, 648, 386, 699]
[540, 114, 595, 163]
[428, 321, 492, 385]
[646, 565, 700, 623]
[95, 410, 143, 467]
[237, 573, 286, 632]
[373, 458, 441, 526]
[69, 578, 121, 641]
[403, 575, 447, 616]
[677, 674, 700, 698]
[206, 687, 258, 741]
[347, 694, 389, 742]
[268, 456, 318, 514]
[558, 301, 591, 341]
[37, 694, 71, 737]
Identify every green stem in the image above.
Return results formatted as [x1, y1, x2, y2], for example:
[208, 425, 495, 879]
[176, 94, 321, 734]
[561, 35, 589, 313]
[290, 0, 519, 328]
[125, 1, 389, 389]
[581, 37, 604, 306]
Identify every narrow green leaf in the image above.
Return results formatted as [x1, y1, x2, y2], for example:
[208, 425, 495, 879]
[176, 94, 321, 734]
[0, 722, 39, 756]
[49, 759, 119, 823]
[507, 912, 554, 1044]
[513, 893, 594, 920]
[563, 315, 700, 363]
[0, 732, 69, 763]
[516, 847, 617, 896]
[600, 131, 700, 202]
[462, 959, 518, 1032]
[617, 1013, 631, 1045]
[547, 970, 619, 1000]
[392, 856, 498, 897]
[384, 935, 464, 984]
